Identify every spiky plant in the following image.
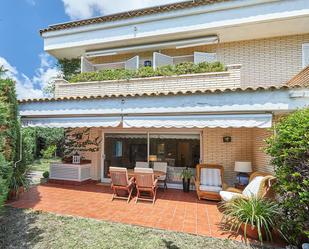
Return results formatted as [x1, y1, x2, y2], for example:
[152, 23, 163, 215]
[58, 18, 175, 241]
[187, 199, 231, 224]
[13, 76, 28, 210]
[221, 196, 279, 242]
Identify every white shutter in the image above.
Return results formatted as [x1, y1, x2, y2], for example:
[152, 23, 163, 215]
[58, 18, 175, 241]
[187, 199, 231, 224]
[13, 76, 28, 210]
[153, 52, 173, 69]
[81, 56, 95, 72]
[125, 55, 139, 70]
[194, 52, 217, 64]
[302, 43, 309, 68]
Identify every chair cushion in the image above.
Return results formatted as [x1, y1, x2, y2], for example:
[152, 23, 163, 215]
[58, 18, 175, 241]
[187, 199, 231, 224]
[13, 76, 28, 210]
[242, 176, 264, 197]
[200, 168, 222, 187]
[157, 175, 166, 181]
[199, 185, 222, 192]
[219, 191, 242, 202]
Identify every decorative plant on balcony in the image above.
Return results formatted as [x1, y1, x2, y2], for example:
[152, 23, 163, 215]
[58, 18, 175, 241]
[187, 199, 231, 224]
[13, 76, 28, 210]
[221, 196, 279, 242]
[63, 128, 101, 163]
[69, 61, 226, 83]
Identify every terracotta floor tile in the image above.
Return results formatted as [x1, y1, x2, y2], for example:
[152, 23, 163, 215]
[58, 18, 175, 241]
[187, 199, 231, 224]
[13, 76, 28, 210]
[6, 183, 267, 244]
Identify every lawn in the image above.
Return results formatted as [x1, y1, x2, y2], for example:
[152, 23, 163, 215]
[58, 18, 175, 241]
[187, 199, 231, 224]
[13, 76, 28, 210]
[29, 158, 61, 172]
[0, 207, 278, 249]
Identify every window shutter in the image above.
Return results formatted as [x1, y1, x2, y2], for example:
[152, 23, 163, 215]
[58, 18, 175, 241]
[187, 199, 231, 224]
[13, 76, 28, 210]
[302, 43, 309, 68]
[81, 56, 95, 72]
[153, 52, 173, 69]
[125, 56, 139, 70]
[194, 52, 217, 64]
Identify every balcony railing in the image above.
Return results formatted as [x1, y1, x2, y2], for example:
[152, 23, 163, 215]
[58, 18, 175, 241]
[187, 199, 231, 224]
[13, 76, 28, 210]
[54, 64, 241, 98]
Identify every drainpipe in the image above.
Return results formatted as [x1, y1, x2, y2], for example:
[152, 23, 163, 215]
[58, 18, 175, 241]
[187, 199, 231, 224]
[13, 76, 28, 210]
[14, 128, 22, 168]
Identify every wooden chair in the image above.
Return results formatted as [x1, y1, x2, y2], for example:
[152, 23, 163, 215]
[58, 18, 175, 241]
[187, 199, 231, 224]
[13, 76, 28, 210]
[110, 167, 134, 203]
[135, 161, 149, 168]
[219, 171, 276, 201]
[153, 162, 167, 190]
[195, 164, 227, 201]
[134, 168, 158, 204]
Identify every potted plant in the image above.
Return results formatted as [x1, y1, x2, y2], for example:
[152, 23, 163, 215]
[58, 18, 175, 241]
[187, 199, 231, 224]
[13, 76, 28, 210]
[8, 164, 30, 200]
[40, 171, 49, 184]
[180, 167, 193, 192]
[221, 196, 279, 242]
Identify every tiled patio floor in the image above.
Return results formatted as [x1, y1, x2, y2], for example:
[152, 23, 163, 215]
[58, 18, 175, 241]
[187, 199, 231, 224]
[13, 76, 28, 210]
[7, 183, 246, 241]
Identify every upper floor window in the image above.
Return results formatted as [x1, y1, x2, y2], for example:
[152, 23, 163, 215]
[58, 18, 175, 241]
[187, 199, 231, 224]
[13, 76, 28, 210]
[302, 43, 309, 68]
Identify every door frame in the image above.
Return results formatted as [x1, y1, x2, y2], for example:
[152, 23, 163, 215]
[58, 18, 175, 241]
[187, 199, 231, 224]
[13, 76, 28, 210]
[100, 129, 203, 183]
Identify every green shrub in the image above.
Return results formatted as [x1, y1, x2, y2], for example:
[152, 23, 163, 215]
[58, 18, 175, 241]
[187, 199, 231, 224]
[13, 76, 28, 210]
[41, 145, 57, 159]
[221, 197, 279, 242]
[265, 108, 309, 245]
[0, 68, 19, 207]
[22, 128, 37, 165]
[43, 171, 49, 179]
[69, 61, 226, 83]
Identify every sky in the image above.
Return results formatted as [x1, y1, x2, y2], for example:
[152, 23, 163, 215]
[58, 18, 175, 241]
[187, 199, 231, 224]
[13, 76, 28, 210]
[0, 0, 184, 99]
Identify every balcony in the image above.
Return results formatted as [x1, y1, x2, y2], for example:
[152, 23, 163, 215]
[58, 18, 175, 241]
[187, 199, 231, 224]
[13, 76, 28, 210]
[54, 64, 241, 99]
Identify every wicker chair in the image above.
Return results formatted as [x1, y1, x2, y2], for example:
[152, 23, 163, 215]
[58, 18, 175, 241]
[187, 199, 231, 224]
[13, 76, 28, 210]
[110, 167, 134, 203]
[219, 171, 276, 201]
[195, 164, 227, 201]
[134, 168, 158, 204]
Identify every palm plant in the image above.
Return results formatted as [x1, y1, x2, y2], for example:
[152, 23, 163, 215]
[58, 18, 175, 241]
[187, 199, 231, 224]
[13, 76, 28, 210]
[221, 196, 279, 242]
[8, 164, 30, 198]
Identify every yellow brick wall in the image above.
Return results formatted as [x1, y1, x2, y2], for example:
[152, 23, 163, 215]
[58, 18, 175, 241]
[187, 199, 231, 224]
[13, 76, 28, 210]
[202, 127, 273, 185]
[252, 128, 273, 174]
[81, 127, 273, 183]
[91, 34, 309, 87]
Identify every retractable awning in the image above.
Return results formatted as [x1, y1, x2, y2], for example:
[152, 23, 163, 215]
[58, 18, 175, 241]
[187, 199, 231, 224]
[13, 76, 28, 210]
[22, 116, 121, 128]
[123, 114, 272, 129]
[21, 114, 272, 129]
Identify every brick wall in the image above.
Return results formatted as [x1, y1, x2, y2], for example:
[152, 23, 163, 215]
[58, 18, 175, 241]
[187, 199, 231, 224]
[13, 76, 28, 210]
[80, 127, 273, 183]
[252, 128, 273, 174]
[202, 127, 273, 185]
[54, 64, 241, 98]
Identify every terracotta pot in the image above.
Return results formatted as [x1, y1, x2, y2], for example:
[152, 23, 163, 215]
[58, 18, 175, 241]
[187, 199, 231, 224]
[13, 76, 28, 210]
[8, 186, 24, 200]
[240, 223, 269, 241]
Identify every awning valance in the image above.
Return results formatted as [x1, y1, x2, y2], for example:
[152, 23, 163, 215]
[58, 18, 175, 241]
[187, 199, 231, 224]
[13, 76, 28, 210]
[123, 114, 272, 128]
[22, 116, 121, 128]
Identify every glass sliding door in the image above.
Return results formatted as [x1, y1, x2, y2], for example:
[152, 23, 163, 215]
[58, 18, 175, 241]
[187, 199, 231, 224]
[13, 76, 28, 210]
[103, 132, 201, 183]
[104, 133, 147, 178]
[149, 134, 200, 183]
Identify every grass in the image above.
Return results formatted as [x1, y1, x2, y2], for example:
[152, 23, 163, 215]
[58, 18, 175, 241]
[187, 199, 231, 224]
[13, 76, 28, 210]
[29, 158, 61, 172]
[0, 207, 279, 249]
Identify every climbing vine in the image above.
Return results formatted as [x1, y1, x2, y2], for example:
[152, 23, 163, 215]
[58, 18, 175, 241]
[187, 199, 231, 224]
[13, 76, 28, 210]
[63, 128, 101, 162]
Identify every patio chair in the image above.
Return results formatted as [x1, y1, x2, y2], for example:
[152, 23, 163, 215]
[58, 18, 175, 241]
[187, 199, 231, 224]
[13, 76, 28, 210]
[195, 164, 227, 201]
[110, 167, 134, 203]
[134, 168, 158, 204]
[219, 172, 276, 202]
[135, 161, 149, 168]
[153, 162, 168, 190]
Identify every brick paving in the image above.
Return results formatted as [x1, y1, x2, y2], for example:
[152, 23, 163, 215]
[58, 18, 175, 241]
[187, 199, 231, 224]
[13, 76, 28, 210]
[7, 183, 247, 242]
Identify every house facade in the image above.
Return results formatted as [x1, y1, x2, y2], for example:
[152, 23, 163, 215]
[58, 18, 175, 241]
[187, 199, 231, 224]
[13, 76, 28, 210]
[19, 0, 309, 188]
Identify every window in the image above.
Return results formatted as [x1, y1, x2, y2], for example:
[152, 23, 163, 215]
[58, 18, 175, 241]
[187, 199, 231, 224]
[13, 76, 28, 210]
[302, 43, 309, 68]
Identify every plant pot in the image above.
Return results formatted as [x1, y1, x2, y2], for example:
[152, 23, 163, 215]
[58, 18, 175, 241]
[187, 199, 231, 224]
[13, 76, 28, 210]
[8, 186, 24, 200]
[182, 178, 191, 192]
[240, 223, 269, 241]
[40, 178, 48, 184]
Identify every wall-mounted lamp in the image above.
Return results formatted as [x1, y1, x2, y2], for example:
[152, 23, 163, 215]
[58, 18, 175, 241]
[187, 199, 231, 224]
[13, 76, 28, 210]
[223, 136, 232, 143]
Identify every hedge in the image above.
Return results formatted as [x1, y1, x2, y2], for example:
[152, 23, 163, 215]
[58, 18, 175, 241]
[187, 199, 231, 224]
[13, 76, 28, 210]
[266, 108, 309, 245]
[69, 61, 226, 83]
